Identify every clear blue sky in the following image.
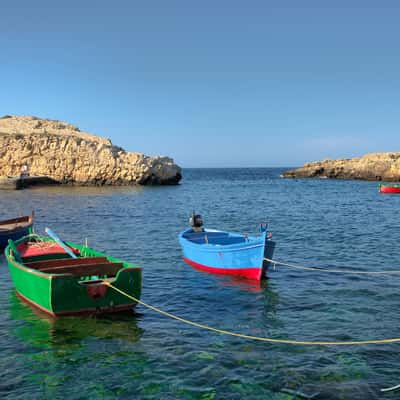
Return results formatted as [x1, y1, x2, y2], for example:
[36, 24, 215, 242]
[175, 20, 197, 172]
[1, 1, 399, 167]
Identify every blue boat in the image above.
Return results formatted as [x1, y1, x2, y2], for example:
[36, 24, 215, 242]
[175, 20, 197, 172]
[179, 214, 275, 281]
[0, 213, 34, 250]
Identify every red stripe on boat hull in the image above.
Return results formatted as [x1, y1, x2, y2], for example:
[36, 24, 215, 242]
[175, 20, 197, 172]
[183, 257, 262, 281]
[380, 186, 400, 193]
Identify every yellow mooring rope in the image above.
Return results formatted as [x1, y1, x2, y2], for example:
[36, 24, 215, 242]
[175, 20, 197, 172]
[264, 258, 400, 275]
[103, 282, 400, 346]
[381, 383, 400, 393]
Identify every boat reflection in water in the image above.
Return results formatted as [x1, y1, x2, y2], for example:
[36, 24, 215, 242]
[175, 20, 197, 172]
[8, 291, 143, 349]
[196, 270, 269, 293]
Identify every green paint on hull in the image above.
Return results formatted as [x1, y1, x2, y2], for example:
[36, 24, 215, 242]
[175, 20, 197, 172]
[8, 260, 53, 312]
[380, 184, 400, 187]
[5, 236, 142, 316]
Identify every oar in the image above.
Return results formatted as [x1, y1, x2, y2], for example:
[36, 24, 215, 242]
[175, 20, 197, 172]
[45, 227, 77, 259]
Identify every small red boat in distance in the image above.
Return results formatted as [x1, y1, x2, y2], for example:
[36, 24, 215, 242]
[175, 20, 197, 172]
[379, 184, 400, 194]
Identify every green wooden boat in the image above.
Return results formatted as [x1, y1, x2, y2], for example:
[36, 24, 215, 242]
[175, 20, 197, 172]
[5, 235, 142, 317]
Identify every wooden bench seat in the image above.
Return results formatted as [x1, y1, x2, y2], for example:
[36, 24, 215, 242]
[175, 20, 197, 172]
[26, 256, 109, 270]
[39, 262, 124, 277]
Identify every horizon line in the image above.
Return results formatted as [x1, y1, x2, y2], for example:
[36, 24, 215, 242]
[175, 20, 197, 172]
[180, 166, 297, 169]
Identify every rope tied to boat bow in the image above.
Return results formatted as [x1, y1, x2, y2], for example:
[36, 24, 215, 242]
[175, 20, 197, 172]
[102, 281, 400, 346]
[264, 257, 400, 275]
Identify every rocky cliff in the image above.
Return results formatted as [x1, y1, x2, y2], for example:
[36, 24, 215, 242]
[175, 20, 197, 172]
[0, 115, 182, 185]
[283, 152, 400, 181]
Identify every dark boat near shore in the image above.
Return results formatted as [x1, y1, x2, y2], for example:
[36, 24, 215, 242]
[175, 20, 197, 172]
[0, 213, 34, 249]
[0, 175, 59, 190]
[5, 234, 142, 316]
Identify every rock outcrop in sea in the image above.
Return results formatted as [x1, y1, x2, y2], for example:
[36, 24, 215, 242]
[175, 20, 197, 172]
[0, 115, 182, 185]
[283, 152, 400, 181]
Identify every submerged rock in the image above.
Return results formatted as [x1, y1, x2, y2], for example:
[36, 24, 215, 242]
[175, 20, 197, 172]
[282, 152, 400, 181]
[0, 115, 182, 185]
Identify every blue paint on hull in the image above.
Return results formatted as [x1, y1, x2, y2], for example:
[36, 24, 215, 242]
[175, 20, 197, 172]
[0, 226, 31, 250]
[179, 228, 275, 280]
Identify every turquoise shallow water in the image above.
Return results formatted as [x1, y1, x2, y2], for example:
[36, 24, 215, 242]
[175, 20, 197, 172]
[1, 168, 400, 399]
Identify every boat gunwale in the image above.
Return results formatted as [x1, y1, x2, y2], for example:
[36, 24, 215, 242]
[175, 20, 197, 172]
[0, 223, 32, 233]
[0, 212, 33, 232]
[179, 228, 268, 253]
[0, 215, 31, 226]
[8, 258, 141, 284]
[5, 236, 142, 282]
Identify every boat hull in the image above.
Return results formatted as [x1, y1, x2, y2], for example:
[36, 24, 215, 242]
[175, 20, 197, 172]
[179, 229, 275, 281]
[5, 237, 142, 316]
[0, 225, 32, 250]
[183, 257, 266, 280]
[0, 214, 33, 250]
[379, 185, 400, 193]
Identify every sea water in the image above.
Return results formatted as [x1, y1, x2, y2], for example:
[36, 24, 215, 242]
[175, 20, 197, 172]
[0, 168, 399, 399]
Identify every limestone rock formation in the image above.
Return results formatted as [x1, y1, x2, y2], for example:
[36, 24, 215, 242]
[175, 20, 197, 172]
[0, 115, 182, 185]
[282, 152, 400, 181]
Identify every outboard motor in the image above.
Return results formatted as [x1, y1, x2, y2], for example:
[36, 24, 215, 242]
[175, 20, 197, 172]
[189, 212, 204, 232]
